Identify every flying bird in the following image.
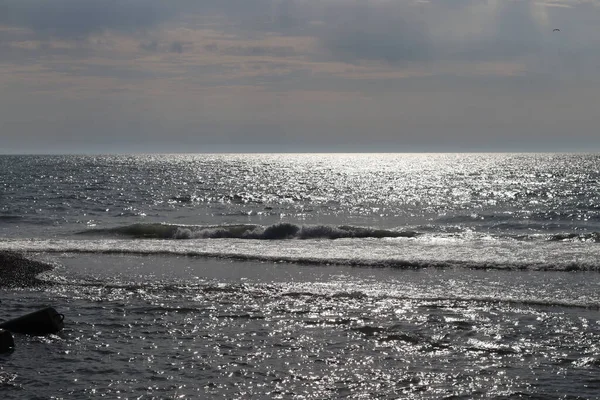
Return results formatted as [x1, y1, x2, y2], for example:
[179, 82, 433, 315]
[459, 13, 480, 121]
[553, 28, 560, 32]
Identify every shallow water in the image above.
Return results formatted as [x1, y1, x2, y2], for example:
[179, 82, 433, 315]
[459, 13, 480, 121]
[1, 254, 600, 399]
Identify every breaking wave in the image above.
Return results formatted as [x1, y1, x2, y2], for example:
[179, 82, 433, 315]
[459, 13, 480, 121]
[79, 223, 600, 244]
[78, 222, 420, 240]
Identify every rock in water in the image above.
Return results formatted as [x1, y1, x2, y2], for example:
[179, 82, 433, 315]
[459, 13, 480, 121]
[0, 307, 64, 336]
[0, 329, 14, 353]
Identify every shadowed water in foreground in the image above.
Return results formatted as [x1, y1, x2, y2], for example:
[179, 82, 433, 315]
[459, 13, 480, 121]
[1, 253, 599, 399]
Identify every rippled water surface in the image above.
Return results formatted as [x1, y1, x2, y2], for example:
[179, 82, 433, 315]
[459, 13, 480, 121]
[2, 153, 600, 235]
[1, 154, 600, 398]
[2, 255, 600, 399]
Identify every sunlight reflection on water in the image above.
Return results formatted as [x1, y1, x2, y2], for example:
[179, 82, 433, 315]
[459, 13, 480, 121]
[2, 254, 599, 399]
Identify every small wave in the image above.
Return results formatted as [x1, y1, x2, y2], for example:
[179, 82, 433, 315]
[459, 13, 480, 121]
[169, 194, 200, 203]
[79, 223, 183, 239]
[0, 215, 58, 226]
[0, 215, 23, 222]
[78, 222, 419, 240]
[32, 264, 600, 309]
[547, 232, 600, 243]
[435, 213, 515, 224]
[216, 313, 265, 320]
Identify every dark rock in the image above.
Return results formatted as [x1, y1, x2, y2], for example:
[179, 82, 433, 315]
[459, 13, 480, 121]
[0, 251, 54, 288]
[0, 307, 64, 336]
[0, 329, 14, 353]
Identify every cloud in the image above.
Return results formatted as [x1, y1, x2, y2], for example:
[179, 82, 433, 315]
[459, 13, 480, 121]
[169, 41, 184, 53]
[0, 0, 297, 39]
[0, 0, 594, 66]
[0, 0, 172, 38]
[138, 39, 188, 54]
[444, 0, 546, 61]
[204, 43, 297, 57]
[139, 40, 159, 52]
[318, 3, 432, 65]
[312, 0, 558, 65]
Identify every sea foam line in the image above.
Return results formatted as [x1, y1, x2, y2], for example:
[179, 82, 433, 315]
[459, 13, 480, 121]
[2, 238, 600, 272]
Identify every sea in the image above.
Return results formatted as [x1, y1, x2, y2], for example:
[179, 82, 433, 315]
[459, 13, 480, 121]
[0, 153, 599, 399]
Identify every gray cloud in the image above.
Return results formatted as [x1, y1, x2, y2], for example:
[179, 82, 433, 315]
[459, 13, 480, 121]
[3, 0, 600, 153]
[0, 0, 291, 39]
[448, 1, 546, 61]
[0, 0, 590, 66]
[139, 40, 159, 52]
[314, 0, 552, 65]
[2, 0, 598, 77]
[138, 40, 187, 54]
[319, 6, 432, 65]
[204, 43, 296, 58]
[169, 41, 184, 54]
[0, 0, 172, 38]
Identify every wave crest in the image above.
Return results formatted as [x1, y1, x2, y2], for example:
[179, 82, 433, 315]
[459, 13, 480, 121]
[547, 232, 600, 243]
[79, 222, 420, 240]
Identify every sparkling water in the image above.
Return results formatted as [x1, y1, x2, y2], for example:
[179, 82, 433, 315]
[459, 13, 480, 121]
[1, 154, 599, 398]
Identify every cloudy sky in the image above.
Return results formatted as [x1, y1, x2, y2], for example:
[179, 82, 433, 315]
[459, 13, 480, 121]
[1, 0, 600, 153]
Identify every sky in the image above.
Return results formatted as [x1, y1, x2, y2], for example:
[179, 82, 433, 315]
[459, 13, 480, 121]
[1, 0, 600, 153]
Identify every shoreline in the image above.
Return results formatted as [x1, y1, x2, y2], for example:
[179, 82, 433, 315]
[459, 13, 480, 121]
[0, 251, 54, 288]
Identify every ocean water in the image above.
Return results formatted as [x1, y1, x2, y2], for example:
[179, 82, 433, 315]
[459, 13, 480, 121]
[1, 153, 599, 399]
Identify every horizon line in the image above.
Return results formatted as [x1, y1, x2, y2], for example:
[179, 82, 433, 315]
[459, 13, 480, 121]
[1, 150, 599, 156]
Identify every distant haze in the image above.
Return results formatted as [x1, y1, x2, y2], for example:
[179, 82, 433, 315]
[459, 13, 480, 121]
[2, 0, 600, 153]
